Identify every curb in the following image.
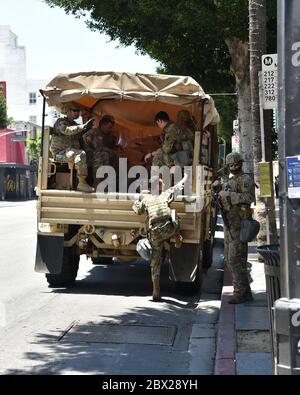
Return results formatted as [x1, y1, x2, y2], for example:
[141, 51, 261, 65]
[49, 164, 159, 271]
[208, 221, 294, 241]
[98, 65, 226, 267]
[214, 268, 236, 375]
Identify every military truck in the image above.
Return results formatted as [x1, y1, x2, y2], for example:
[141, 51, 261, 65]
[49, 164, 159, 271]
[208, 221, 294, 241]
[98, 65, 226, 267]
[35, 71, 220, 294]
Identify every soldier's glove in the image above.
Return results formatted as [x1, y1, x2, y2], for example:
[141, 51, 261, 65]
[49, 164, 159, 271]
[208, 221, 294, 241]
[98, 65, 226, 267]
[82, 117, 95, 132]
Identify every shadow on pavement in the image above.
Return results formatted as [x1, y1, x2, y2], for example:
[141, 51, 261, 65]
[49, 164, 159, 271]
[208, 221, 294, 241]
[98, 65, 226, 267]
[2, 236, 224, 375]
[4, 297, 220, 375]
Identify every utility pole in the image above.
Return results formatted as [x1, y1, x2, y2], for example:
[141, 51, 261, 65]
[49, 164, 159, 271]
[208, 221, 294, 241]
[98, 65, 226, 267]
[274, 0, 300, 375]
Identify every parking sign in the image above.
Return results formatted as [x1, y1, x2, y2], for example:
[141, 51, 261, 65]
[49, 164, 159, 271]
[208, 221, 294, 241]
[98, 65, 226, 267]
[262, 54, 278, 109]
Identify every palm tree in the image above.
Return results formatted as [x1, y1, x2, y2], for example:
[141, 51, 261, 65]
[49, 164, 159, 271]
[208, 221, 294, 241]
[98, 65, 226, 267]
[249, 0, 278, 245]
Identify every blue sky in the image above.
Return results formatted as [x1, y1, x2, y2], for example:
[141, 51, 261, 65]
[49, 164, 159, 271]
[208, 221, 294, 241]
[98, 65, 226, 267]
[0, 0, 159, 81]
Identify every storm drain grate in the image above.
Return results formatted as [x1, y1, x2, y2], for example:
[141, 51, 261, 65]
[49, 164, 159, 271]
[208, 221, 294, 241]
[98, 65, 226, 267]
[59, 322, 177, 346]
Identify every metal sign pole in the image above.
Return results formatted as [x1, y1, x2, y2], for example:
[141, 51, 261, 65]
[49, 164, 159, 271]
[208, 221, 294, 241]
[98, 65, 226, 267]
[258, 71, 270, 244]
[259, 72, 266, 162]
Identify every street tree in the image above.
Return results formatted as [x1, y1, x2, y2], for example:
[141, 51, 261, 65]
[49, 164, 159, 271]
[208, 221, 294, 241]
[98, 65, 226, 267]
[44, 0, 276, 164]
[0, 86, 8, 129]
[26, 131, 42, 160]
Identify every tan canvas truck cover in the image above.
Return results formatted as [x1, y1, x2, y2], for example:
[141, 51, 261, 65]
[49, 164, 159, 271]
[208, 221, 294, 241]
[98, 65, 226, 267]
[40, 71, 219, 166]
[41, 71, 219, 121]
[36, 71, 220, 287]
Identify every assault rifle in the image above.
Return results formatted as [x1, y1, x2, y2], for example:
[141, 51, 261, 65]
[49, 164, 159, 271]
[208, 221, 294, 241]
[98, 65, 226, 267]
[81, 117, 95, 133]
[212, 184, 233, 239]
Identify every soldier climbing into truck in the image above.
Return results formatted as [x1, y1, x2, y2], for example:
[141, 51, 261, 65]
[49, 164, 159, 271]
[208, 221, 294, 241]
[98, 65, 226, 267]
[133, 174, 187, 301]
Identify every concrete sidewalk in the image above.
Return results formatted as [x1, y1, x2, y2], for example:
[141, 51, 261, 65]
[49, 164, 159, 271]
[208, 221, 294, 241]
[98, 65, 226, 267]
[214, 244, 274, 375]
[214, 200, 280, 375]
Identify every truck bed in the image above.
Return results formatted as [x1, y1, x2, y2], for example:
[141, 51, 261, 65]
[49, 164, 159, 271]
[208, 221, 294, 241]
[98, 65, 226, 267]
[38, 190, 198, 231]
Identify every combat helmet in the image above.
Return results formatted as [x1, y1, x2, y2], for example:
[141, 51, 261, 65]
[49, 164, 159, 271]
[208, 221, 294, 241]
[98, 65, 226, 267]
[136, 238, 152, 260]
[226, 152, 244, 165]
[62, 102, 82, 114]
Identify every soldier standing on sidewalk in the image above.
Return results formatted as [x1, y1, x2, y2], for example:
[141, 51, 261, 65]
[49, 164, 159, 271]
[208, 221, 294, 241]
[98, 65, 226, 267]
[212, 152, 255, 304]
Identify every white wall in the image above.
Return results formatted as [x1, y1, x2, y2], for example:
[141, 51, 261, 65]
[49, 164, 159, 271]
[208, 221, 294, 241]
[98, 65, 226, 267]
[0, 26, 54, 127]
[0, 26, 28, 121]
[27, 79, 51, 126]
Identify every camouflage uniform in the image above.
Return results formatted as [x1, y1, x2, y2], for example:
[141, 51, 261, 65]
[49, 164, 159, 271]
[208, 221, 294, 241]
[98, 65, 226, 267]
[133, 176, 185, 301]
[220, 154, 255, 301]
[50, 117, 88, 177]
[152, 122, 194, 166]
[83, 127, 118, 186]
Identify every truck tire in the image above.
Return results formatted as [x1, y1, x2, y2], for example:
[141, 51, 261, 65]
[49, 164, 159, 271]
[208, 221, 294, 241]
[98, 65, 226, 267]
[202, 239, 214, 272]
[92, 257, 113, 265]
[170, 244, 202, 295]
[46, 247, 79, 287]
[175, 265, 202, 295]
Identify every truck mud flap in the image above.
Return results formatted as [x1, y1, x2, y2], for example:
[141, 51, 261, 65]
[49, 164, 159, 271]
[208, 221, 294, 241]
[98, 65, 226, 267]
[169, 243, 200, 282]
[35, 234, 64, 274]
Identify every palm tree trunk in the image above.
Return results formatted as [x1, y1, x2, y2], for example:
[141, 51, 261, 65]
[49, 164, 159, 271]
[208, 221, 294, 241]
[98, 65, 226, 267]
[225, 38, 253, 174]
[249, 0, 278, 245]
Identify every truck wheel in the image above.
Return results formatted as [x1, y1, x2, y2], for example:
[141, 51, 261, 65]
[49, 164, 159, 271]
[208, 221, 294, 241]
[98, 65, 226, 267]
[202, 239, 214, 273]
[170, 244, 202, 295]
[92, 257, 113, 265]
[46, 247, 79, 287]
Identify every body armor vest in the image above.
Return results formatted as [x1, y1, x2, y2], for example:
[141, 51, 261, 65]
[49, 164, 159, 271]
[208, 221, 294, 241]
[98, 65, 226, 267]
[144, 195, 178, 244]
[145, 197, 172, 226]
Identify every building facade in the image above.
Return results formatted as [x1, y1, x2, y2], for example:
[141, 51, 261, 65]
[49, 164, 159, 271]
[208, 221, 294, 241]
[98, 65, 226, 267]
[0, 26, 73, 199]
[0, 25, 28, 122]
[0, 25, 52, 125]
[27, 79, 52, 126]
[0, 26, 57, 199]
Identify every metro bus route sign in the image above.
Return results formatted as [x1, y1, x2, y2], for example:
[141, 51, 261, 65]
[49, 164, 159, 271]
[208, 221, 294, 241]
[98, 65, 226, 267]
[287, 155, 300, 198]
[262, 54, 278, 109]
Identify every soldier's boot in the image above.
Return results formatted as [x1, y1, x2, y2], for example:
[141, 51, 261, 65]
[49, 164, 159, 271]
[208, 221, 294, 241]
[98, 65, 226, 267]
[228, 289, 253, 304]
[247, 262, 253, 283]
[152, 278, 161, 302]
[77, 176, 95, 193]
[152, 289, 161, 302]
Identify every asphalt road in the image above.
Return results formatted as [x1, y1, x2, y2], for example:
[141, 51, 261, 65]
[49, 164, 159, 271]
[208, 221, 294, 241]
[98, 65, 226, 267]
[0, 200, 223, 375]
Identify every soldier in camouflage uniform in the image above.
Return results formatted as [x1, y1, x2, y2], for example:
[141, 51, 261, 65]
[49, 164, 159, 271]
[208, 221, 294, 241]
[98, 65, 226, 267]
[133, 175, 186, 301]
[212, 152, 255, 304]
[50, 103, 95, 193]
[144, 112, 194, 167]
[176, 109, 197, 134]
[83, 115, 118, 187]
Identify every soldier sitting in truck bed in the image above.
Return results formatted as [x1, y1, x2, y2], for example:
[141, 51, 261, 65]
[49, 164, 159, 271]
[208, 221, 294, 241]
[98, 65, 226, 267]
[50, 103, 95, 193]
[83, 115, 119, 188]
[144, 111, 194, 167]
